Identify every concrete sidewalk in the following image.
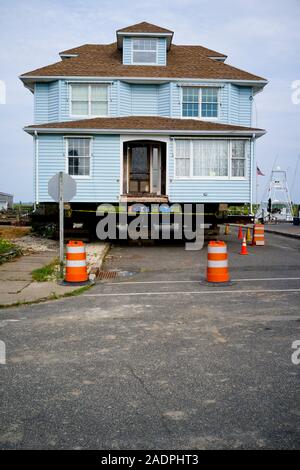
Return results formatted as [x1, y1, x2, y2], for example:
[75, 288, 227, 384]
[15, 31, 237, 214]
[0, 242, 109, 307]
[264, 223, 300, 240]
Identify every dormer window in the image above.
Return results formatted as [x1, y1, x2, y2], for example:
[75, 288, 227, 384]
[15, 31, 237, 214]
[132, 38, 158, 64]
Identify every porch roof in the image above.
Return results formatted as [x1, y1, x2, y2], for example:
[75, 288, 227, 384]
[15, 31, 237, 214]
[24, 116, 265, 137]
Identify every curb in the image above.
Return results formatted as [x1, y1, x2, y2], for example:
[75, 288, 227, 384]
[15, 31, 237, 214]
[264, 229, 300, 241]
[88, 243, 110, 279]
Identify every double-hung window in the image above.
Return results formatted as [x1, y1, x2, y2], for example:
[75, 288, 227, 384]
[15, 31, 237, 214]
[70, 84, 108, 116]
[182, 87, 219, 118]
[175, 139, 248, 178]
[175, 140, 191, 177]
[132, 38, 157, 64]
[67, 138, 91, 177]
[231, 140, 246, 177]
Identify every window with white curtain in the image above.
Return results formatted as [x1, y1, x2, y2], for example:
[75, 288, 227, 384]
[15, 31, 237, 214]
[193, 140, 228, 176]
[175, 140, 191, 177]
[231, 140, 246, 177]
[67, 138, 91, 177]
[132, 38, 157, 64]
[175, 139, 247, 178]
[182, 87, 219, 118]
[70, 84, 108, 116]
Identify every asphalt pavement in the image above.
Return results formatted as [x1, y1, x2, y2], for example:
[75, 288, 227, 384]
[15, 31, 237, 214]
[0, 231, 299, 449]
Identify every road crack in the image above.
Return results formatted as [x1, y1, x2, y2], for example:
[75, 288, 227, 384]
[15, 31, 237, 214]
[126, 363, 172, 436]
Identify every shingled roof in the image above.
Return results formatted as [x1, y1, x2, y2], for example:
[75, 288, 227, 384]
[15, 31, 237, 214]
[20, 43, 266, 82]
[24, 116, 265, 136]
[116, 21, 173, 34]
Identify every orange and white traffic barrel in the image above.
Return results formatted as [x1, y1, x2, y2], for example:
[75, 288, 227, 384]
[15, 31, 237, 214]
[252, 224, 265, 246]
[65, 240, 88, 283]
[206, 241, 230, 283]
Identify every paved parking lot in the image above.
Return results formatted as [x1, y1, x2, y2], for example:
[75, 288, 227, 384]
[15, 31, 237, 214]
[0, 231, 300, 449]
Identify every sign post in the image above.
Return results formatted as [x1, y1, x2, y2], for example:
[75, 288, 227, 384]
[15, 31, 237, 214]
[48, 172, 77, 279]
[59, 172, 64, 277]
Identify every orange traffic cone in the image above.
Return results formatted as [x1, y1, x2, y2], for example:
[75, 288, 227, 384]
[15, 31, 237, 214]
[238, 226, 243, 239]
[240, 236, 248, 255]
[224, 224, 230, 235]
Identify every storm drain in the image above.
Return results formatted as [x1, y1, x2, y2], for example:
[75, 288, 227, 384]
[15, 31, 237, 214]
[98, 270, 138, 280]
[98, 271, 118, 280]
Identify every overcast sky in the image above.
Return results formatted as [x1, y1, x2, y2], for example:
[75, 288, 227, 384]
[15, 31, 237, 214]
[0, 0, 299, 202]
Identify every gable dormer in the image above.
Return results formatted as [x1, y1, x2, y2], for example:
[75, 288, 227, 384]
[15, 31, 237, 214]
[116, 22, 173, 66]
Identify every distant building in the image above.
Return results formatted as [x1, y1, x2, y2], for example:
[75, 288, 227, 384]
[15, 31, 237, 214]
[0, 192, 13, 211]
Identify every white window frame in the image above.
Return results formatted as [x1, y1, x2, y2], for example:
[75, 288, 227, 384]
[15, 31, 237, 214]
[181, 87, 220, 120]
[65, 136, 92, 179]
[174, 138, 248, 180]
[69, 84, 109, 118]
[131, 38, 158, 65]
[230, 140, 248, 179]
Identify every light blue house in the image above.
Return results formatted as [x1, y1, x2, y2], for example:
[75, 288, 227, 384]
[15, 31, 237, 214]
[20, 21, 267, 215]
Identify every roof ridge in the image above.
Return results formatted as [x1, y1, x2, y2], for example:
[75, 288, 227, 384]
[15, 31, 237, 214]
[117, 21, 173, 34]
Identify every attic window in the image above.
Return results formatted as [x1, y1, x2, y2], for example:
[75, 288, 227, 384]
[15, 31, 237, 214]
[132, 38, 157, 64]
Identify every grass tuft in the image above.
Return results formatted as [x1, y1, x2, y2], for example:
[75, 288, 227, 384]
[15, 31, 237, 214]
[0, 238, 17, 254]
[31, 258, 60, 282]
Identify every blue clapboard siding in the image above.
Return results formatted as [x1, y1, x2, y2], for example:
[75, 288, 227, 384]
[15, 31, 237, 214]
[119, 81, 132, 115]
[168, 139, 251, 203]
[157, 38, 167, 65]
[48, 81, 60, 121]
[122, 37, 166, 65]
[131, 84, 158, 115]
[158, 83, 171, 116]
[229, 84, 240, 125]
[239, 87, 252, 126]
[230, 85, 252, 126]
[34, 83, 49, 123]
[38, 134, 120, 203]
[34, 79, 253, 125]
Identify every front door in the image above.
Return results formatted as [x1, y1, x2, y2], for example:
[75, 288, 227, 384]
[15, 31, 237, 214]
[128, 144, 150, 193]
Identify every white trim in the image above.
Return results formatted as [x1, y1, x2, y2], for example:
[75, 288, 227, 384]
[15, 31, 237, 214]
[34, 131, 39, 205]
[131, 38, 158, 66]
[59, 53, 79, 58]
[120, 135, 169, 198]
[69, 83, 110, 118]
[208, 56, 227, 62]
[181, 86, 220, 120]
[20, 75, 268, 87]
[173, 137, 250, 180]
[117, 32, 173, 37]
[25, 128, 265, 137]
